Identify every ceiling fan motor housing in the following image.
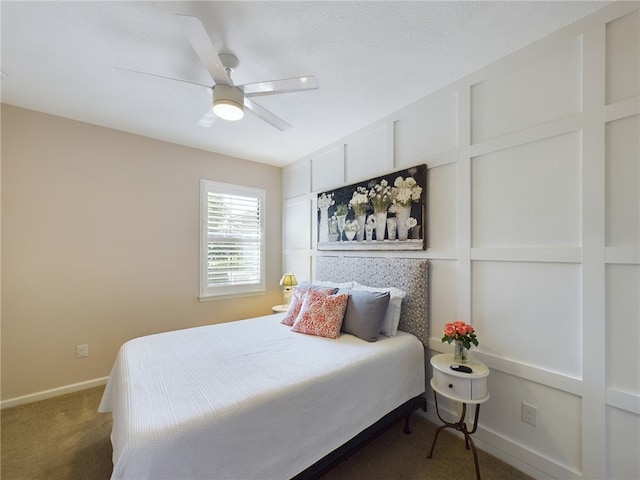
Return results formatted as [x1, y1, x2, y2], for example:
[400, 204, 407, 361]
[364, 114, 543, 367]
[213, 84, 244, 120]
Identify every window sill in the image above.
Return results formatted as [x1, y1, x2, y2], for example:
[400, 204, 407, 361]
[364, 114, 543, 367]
[199, 290, 266, 302]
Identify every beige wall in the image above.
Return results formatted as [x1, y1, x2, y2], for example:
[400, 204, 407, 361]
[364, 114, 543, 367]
[1, 105, 283, 400]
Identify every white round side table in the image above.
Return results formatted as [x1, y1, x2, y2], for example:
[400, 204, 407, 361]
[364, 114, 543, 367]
[428, 353, 490, 480]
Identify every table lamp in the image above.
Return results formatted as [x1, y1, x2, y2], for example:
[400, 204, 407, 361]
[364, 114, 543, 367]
[279, 273, 298, 306]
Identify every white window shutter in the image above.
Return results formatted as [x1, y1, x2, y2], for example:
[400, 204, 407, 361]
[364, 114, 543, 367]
[200, 180, 266, 299]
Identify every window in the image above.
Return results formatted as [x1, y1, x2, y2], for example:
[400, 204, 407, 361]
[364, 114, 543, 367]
[200, 180, 266, 300]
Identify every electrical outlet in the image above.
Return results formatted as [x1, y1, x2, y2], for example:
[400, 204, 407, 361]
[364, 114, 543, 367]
[76, 344, 89, 358]
[522, 402, 537, 426]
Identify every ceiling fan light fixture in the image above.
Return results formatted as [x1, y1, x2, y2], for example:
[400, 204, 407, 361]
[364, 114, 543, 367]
[213, 84, 244, 121]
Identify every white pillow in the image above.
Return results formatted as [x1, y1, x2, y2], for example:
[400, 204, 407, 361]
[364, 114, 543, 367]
[352, 282, 406, 336]
[310, 280, 355, 290]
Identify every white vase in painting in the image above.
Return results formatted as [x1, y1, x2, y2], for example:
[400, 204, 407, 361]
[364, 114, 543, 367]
[319, 206, 330, 243]
[336, 214, 347, 242]
[365, 225, 374, 241]
[356, 213, 366, 242]
[396, 205, 411, 241]
[386, 218, 397, 240]
[374, 212, 387, 241]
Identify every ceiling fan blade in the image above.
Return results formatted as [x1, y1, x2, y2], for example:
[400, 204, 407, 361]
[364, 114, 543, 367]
[174, 14, 232, 86]
[240, 76, 319, 97]
[115, 66, 211, 89]
[196, 104, 217, 127]
[243, 97, 291, 131]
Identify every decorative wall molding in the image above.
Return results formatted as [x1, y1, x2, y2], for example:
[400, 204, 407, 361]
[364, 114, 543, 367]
[284, 4, 640, 478]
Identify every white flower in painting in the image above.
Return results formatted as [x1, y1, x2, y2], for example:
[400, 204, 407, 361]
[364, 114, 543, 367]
[344, 219, 359, 232]
[406, 217, 417, 229]
[349, 186, 369, 215]
[366, 214, 377, 226]
[317, 193, 335, 209]
[368, 180, 393, 213]
[392, 176, 423, 207]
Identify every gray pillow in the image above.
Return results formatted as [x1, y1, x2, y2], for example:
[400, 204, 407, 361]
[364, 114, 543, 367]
[341, 290, 390, 342]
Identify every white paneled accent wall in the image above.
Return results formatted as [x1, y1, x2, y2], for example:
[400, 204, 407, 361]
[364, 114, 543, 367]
[473, 261, 583, 376]
[394, 94, 459, 167]
[471, 132, 582, 249]
[283, 160, 310, 199]
[605, 9, 640, 105]
[311, 146, 343, 192]
[425, 164, 457, 253]
[606, 264, 640, 394]
[470, 35, 582, 144]
[344, 125, 392, 183]
[284, 197, 311, 251]
[282, 3, 639, 479]
[606, 114, 639, 247]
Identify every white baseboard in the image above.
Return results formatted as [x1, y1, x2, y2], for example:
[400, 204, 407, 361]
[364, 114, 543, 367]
[1, 377, 109, 410]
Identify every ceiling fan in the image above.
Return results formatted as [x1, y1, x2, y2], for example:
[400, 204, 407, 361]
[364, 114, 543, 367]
[118, 14, 319, 131]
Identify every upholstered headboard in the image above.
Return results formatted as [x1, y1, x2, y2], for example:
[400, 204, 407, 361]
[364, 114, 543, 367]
[315, 256, 428, 346]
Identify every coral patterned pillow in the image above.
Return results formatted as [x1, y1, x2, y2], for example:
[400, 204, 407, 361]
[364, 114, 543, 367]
[291, 292, 349, 339]
[281, 287, 335, 326]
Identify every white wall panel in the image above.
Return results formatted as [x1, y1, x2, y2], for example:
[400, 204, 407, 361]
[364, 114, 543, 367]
[605, 114, 639, 247]
[483, 369, 582, 474]
[284, 198, 311, 250]
[606, 9, 640, 105]
[394, 95, 458, 167]
[427, 163, 457, 250]
[283, 161, 310, 199]
[428, 260, 458, 345]
[279, 5, 640, 478]
[471, 36, 582, 143]
[344, 126, 388, 183]
[607, 406, 640, 479]
[472, 261, 581, 378]
[283, 254, 312, 285]
[311, 146, 343, 192]
[472, 132, 581, 248]
[606, 264, 640, 394]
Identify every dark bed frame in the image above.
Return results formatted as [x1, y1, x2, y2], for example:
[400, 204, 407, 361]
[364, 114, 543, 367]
[292, 256, 430, 479]
[293, 394, 427, 480]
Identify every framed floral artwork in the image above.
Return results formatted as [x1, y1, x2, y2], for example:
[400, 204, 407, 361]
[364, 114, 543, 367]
[317, 164, 427, 251]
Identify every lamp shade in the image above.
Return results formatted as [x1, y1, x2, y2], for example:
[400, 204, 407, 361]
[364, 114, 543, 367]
[213, 84, 244, 121]
[279, 273, 298, 288]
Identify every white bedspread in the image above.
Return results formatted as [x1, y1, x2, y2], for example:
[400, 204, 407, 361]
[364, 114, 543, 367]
[99, 314, 425, 480]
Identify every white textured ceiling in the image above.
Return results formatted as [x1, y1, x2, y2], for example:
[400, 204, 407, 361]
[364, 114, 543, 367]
[1, 1, 609, 167]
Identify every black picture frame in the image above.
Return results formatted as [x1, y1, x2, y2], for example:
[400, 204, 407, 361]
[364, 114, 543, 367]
[317, 164, 427, 251]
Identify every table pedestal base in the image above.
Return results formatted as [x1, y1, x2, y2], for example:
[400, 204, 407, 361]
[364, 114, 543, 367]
[427, 391, 483, 480]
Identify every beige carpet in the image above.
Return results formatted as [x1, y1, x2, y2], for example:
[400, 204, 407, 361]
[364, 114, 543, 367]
[1, 386, 532, 480]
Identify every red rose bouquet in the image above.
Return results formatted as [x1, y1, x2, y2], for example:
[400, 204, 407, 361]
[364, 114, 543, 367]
[442, 321, 479, 350]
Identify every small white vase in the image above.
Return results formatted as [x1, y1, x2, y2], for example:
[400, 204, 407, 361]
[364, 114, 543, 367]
[336, 214, 347, 241]
[386, 218, 397, 240]
[374, 212, 387, 241]
[319, 206, 329, 243]
[356, 213, 366, 241]
[365, 225, 374, 241]
[396, 205, 411, 241]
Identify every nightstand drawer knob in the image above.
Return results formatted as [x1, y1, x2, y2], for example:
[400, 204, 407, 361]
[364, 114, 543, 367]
[449, 384, 454, 388]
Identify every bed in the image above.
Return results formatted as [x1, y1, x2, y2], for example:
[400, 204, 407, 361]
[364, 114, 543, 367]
[99, 257, 428, 480]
